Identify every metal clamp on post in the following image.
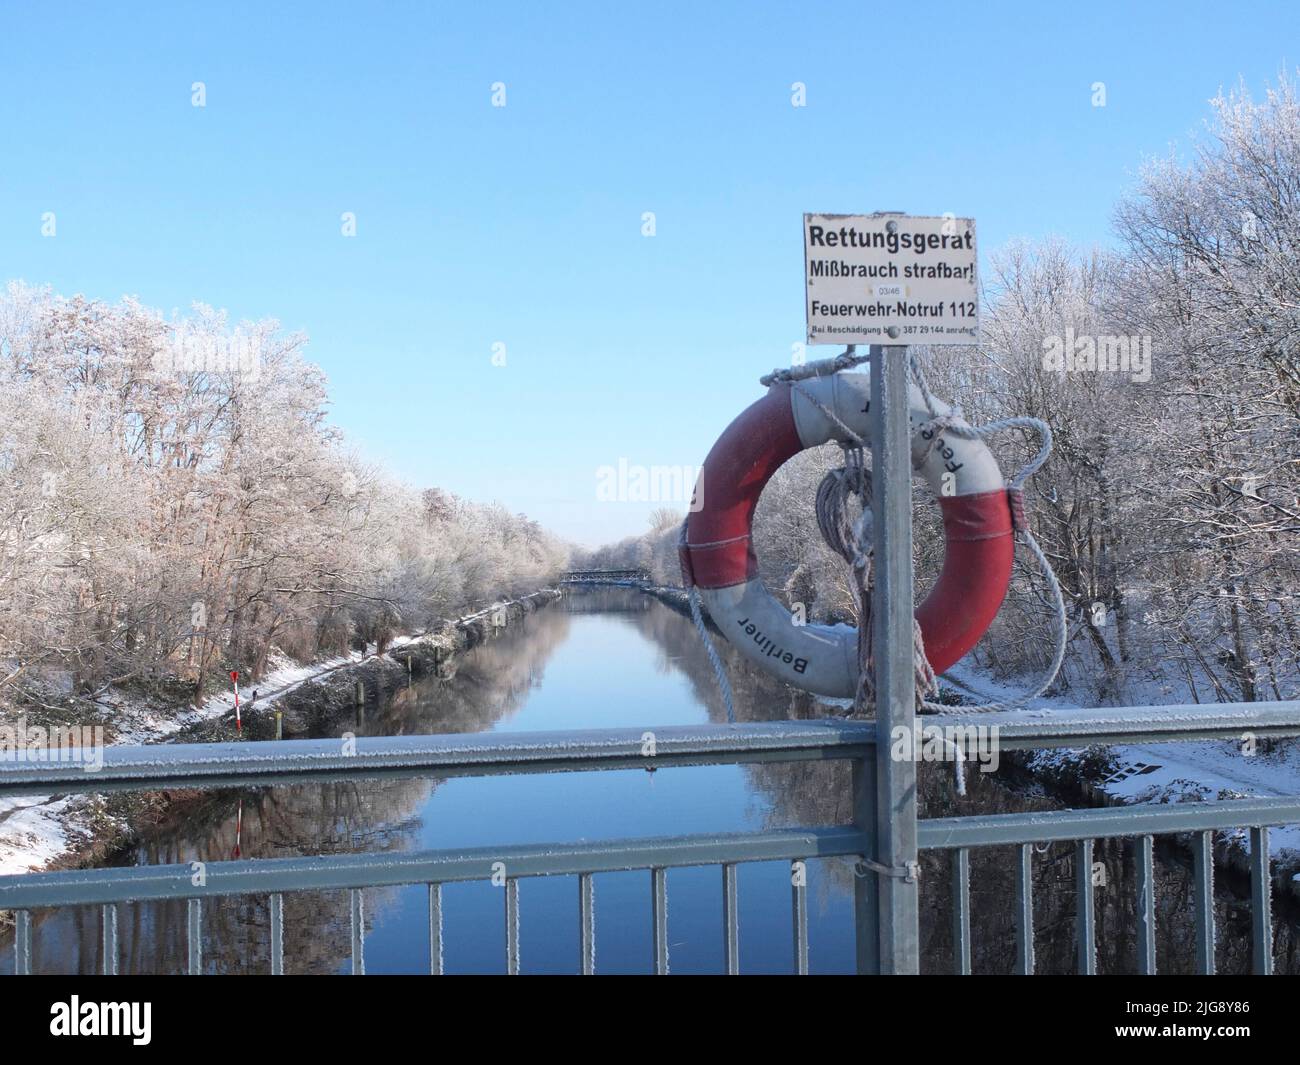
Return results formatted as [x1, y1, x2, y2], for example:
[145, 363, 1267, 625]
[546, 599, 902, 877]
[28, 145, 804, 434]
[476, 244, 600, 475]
[855, 857, 922, 884]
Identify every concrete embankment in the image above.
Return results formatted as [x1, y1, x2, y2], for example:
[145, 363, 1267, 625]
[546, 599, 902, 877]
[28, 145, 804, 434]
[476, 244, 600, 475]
[200, 589, 562, 740]
[640, 584, 699, 621]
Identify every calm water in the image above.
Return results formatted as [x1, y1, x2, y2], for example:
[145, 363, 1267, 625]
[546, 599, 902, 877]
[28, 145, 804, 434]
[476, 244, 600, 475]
[6, 588, 1299, 974]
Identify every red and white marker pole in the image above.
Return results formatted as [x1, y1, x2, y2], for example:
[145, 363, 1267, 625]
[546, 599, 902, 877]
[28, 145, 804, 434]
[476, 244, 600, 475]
[231, 670, 241, 733]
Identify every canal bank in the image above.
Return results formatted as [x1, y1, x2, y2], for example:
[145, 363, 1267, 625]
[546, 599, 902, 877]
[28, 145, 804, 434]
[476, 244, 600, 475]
[0, 588, 561, 885]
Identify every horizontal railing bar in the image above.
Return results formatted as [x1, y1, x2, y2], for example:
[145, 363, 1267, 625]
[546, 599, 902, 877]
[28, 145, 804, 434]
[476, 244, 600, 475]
[0, 827, 867, 909]
[4, 701, 1299, 797]
[923, 700, 1300, 750]
[0, 722, 873, 797]
[920, 795, 1300, 849]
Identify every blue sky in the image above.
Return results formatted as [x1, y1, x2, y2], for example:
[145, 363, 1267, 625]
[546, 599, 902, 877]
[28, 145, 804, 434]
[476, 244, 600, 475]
[2, 1, 1295, 545]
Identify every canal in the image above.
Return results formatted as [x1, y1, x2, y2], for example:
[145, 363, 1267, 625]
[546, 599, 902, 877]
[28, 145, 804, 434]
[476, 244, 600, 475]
[5, 587, 1298, 974]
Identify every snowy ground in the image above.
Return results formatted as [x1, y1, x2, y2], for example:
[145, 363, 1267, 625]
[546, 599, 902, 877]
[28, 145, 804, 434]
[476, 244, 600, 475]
[1096, 739, 1300, 859]
[943, 663, 1300, 866]
[0, 796, 79, 878]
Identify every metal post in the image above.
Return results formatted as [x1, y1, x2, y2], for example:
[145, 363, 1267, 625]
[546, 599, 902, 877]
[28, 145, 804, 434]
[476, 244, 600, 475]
[951, 849, 971, 975]
[852, 757, 879, 974]
[429, 883, 444, 975]
[187, 898, 202, 975]
[1192, 830, 1216, 975]
[651, 868, 669, 975]
[1075, 839, 1096, 975]
[722, 864, 739, 975]
[14, 909, 31, 975]
[505, 879, 520, 975]
[1014, 843, 1035, 975]
[269, 892, 284, 975]
[579, 875, 595, 975]
[350, 888, 365, 975]
[102, 903, 118, 975]
[1249, 826, 1272, 976]
[791, 860, 809, 975]
[870, 343, 920, 974]
[1135, 835, 1156, 975]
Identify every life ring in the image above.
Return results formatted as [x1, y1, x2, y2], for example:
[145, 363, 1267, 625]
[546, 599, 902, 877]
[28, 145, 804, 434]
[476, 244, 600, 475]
[679, 370, 1014, 698]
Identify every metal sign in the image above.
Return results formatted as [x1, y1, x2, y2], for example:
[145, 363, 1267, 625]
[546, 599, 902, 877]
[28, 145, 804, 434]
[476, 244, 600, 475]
[803, 213, 978, 346]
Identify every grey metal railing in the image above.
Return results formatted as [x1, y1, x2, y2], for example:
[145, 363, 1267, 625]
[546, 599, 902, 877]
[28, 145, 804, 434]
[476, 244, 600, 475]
[3, 704, 1300, 975]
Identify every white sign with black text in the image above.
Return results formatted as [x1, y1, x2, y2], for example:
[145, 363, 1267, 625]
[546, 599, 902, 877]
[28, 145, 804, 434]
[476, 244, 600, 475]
[803, 213, 978, 346]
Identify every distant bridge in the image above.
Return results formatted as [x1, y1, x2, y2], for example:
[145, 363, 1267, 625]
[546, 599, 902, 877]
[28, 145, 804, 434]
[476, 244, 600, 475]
[560, 569, 651, 586]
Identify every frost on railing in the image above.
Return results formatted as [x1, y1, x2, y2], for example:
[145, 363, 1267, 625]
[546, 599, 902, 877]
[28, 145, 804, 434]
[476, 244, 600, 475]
[3, 707, 1299, 975]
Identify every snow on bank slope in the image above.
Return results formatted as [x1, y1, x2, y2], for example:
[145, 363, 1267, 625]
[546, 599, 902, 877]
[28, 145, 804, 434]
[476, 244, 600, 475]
[944, 663, 1300, 864]
[0, 636, 421, 876]
[1099, 738, 1300, 859]
[0, 797, 78, 878]
[0, 593, 549, 876]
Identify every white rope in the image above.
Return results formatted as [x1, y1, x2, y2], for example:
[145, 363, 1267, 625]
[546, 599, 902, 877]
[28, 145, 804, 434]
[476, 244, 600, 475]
[759, 347, 869, 387]
[688, 583, 737, 725]
[904, 352, 1067, 713]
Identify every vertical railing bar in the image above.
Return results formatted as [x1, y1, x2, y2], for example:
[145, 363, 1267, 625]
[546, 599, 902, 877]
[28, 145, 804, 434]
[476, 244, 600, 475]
[428, 883, 443, 976]
[851, 759, 879, 975]
[187, 897, 202, 975]
[350, 888, 365, 975]
[1075, 839, 1096, 975]
[269, 893, 284, 976]
[14, 909, 31, 975]
[722, 863, 739, 975]
[951, 848, 971, 975]
[1192, 830, 1216, 975]
[871, 342, 921, 975]
[102, 903, 119, 976]
[1135, 835, 1156, 975]
[651, 867, 669, 975]
[791, 860, 809, 975]
[505, 878, 520, 976]
[1014, 843, 1034, 975]
[578, 874, 595, 976]
[1249, 826, 1272, 976]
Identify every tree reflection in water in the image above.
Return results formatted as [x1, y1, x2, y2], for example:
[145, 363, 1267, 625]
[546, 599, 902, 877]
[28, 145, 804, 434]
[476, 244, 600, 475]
[6, 588, 1297, 974]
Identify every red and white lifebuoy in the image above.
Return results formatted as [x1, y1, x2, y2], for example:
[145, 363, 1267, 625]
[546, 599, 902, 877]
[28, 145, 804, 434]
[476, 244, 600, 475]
[680, 370, 1014, 698]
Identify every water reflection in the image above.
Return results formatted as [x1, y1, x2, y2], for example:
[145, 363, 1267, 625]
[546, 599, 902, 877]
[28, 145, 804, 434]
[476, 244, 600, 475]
[4, 587, 1297, 974]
